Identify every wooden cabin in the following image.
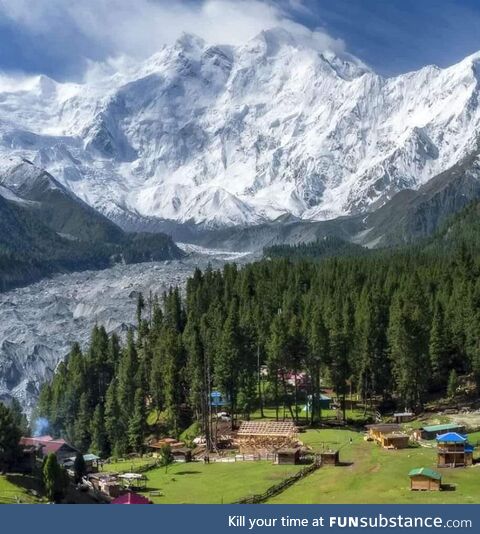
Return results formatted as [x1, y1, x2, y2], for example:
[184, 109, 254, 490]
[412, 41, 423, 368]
[436, 433, 473, 468]
[380, 433, 410, 449]
[365, 424, 401, 441]
[365, 424, 409, 449]
[421, 423, 465, 440]
[20, 436, 79, 463]
[409, 468, 442, 491]
[320, 450, 339, 466]
[394, 412, 414, 423]
[275, 449, 300, 465]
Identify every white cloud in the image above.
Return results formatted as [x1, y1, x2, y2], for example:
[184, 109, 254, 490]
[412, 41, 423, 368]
[0, 0, 345, 65]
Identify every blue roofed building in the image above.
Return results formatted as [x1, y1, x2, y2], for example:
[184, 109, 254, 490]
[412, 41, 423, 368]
[436, 432, 474, 467]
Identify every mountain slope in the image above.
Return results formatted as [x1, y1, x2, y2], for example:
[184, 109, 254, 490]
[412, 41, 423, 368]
[1, 29, 480, 229]
[0, 159, 126, 243]
[0, 162, 183, 291]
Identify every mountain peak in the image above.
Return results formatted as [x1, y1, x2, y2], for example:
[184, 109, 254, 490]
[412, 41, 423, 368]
[174, 32, 206, 54]
[1, 38, 480, 229]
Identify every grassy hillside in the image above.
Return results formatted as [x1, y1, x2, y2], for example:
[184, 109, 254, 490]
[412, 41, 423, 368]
[0, 475, 43, 504]
[268, 429, 480, 504]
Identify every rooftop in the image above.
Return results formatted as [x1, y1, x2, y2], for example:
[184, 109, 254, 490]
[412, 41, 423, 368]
[422, 423, 463, 433]
[237, 421, 297, 437]
[365, 424, 401, 432]
[20, 435, 78, 455]
[436, 432, 468, 443]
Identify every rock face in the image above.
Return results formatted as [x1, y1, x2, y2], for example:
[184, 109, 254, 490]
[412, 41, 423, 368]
[1, 28, 480, 228]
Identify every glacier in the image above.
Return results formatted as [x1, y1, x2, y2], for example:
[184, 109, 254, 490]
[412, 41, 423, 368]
[0, 247, 251, 413]
[1, 27, 480, 228]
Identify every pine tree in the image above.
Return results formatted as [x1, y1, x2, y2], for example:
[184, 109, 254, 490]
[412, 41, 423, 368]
[136, 293, 145, 328]
[104, 380, 126, 457]
[90, 404, 109, 458]
[305, 300, 329, 424]
[10, 398, 29, 435]
[388, 293, 430, 409]
[117, 330, 138, 418]
[215, 302, 242, 429]
[329, 303, 349, 421]
[128, 388, 146, 452]
[160, 327, 185, 436]
[73, 392, 92, 452]
[429, 302, 450, 389]
[267, 313, 288, 421]
[73, 452, 87, 484]
[447, 369, 458, 398]
[42, 453, 68, 503]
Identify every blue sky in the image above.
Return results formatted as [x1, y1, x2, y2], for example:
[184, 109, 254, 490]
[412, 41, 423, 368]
[1, 0, 480, 81]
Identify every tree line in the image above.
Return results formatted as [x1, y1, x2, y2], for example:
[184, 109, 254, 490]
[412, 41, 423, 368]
[34, 229, 480, 457]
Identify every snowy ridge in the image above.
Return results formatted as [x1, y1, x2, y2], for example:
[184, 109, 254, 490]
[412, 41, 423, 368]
[1, 29, 480, 227]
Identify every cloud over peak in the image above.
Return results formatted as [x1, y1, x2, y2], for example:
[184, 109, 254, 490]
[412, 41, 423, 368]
[0, 0, 345, 80]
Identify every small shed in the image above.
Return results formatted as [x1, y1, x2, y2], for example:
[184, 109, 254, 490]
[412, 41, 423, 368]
[365, 424, 402, 442]
[394, 412, 414, 423]
[320, 450, 339, 466]
[171, 447, 192, 463]
[421, 423, 465, 440]
[275, 449, 300, 465]
[381, 433, 410, 449]
[409, 468, 442, 491]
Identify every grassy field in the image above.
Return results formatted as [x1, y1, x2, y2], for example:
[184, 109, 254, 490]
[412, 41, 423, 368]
[250, 404, 371, 423]
[268, 429, 480, 504]
[102, 457, 155, 473]
[0, 475, 43, 504]
[138, 461, 303, 504]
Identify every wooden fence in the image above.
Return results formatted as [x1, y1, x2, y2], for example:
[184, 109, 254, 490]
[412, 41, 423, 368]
[231, 458, 321, 504]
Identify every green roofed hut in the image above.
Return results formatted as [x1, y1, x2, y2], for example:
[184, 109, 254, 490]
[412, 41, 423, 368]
[420, 423, 465, 440]
[408, 468, 442, 491]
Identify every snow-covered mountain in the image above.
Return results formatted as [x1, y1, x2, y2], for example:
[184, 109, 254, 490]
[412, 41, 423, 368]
[1, 27, 480, 228]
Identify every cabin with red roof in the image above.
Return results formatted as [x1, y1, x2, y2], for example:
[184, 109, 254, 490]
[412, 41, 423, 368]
[20, 436, 79, 463]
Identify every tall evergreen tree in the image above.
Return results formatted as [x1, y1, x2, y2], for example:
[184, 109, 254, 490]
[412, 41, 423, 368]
[90, 404, 109, 458]
[128, 388, 147, 452]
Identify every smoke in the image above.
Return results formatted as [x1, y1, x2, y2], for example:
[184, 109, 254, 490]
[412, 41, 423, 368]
[32, 417, 50, 437]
